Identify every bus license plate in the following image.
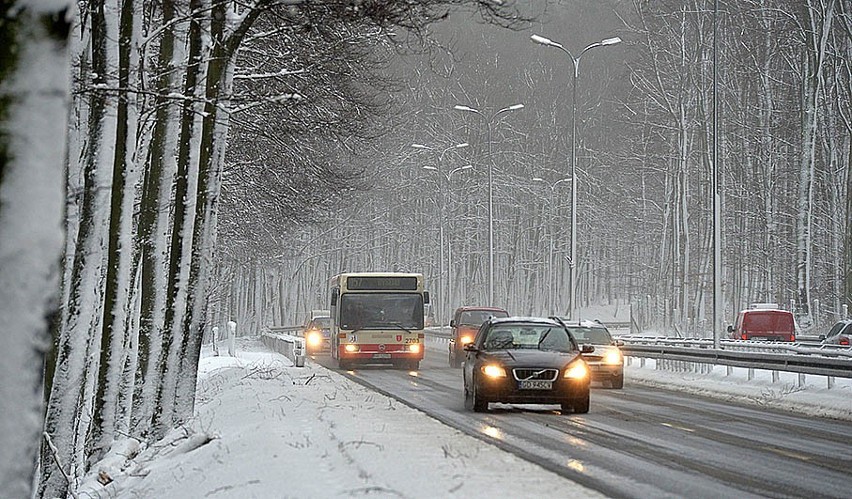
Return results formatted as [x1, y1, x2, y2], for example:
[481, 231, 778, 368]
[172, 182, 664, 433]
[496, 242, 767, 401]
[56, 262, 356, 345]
[519, 380, 552, 390]
[372, 353, 392, 359]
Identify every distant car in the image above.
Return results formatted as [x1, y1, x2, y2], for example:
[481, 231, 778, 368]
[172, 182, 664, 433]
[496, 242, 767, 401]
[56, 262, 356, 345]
[727, 304, 796, 342]
[822, 320, 852, 346]
[304, 316, 332, 354]
[462, 317, 593, 414]
[448, 306, 509, 368]
[562, 320, 624, 389]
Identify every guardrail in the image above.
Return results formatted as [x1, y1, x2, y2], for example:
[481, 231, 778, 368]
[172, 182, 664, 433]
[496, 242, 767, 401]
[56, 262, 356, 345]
[422, 329, 852, 387]
[618, 336, 852, 388]
[261, 327, 306, 367]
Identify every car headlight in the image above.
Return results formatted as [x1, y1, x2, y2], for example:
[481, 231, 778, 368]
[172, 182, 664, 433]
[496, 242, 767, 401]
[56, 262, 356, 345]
[344, 344, 359, 353]
[460, 335, 474, 345]
[306, 331, 323, 347]
[563, 361, 589, 380]
[481, 364, 507, 378]
[603, 350, 623, 365]
[408, 343, 421, 354]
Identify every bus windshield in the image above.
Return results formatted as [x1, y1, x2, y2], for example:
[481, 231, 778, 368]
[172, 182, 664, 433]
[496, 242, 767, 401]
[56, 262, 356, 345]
[339, 293, 424, 330]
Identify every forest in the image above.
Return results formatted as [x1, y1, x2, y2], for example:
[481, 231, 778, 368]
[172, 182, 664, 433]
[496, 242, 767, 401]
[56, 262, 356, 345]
[0, 0, 849, 497]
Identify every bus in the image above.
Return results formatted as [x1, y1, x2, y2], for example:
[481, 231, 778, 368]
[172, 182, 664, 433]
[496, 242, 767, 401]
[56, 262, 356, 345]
[329, 272, 429, 370]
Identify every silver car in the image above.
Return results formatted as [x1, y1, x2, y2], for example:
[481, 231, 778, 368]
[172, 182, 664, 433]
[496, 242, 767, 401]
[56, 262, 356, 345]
[822, 320, 852, 346]
[563, 321, 624, 389]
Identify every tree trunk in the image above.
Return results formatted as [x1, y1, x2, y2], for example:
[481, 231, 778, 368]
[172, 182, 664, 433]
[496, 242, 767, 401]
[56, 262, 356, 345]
[796, 0, 835, 322]
[0, 4, 70, 497]
[132, 0, 176, 439]
[40, 0, 113, 495]
[90, 0, 138, 463]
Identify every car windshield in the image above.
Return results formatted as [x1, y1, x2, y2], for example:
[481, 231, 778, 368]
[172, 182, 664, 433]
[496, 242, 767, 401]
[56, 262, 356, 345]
[339, 293, 424, 330]
[567, 326, 612, 345]
[482, 324, 574, 352]
[311, 318, 331, 329]
[828, 322, 852, 337]
[459, 309, 508, 325]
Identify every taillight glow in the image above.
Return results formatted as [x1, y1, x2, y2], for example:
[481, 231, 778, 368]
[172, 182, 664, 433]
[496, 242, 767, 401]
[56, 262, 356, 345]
[741, 333, 748, 340]
[841, 338, 849, 346]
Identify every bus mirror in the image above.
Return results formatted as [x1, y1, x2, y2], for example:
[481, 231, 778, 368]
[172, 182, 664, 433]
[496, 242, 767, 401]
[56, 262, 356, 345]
[330, 289, 338, 306]
[423, 291, 430, 304]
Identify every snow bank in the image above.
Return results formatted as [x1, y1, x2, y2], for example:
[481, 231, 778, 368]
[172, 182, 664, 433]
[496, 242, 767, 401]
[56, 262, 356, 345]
[79, 337, 602, 498]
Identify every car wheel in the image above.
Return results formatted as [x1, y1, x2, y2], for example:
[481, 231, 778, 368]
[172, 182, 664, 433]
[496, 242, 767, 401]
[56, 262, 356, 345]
[449, 351, 461, 369]
[465, 377, 488, 412]
[571, 390, 590, 414]
[408, 360, 420, 371]
[338, 359, 351, 370]
[610, 375, 624, 389]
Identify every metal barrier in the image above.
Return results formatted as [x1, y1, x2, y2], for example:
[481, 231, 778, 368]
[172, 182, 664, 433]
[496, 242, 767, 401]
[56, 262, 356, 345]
[619, 337, 852, 380]
[261, 328, 306, 367]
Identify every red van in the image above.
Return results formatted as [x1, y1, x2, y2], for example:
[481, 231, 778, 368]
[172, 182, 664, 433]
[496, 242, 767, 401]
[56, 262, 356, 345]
[728, 305, 796, 342]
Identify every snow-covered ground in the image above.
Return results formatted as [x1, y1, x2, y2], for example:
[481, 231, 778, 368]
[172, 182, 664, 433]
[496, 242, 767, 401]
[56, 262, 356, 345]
[626, 358, 852, 421]
[79, 338, 604, 498]
[79, 337, 851, 498]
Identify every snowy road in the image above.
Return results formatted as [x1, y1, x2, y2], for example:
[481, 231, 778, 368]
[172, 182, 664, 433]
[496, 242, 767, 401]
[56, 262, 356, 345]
[314, 337, 852, 498]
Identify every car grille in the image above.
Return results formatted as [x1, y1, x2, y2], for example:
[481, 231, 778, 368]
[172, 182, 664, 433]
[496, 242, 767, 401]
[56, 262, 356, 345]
[512, 368, 558, 381]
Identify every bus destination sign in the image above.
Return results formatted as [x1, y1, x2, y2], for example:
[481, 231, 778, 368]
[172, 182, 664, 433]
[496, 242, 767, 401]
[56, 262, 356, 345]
[347, 276, 418, 291]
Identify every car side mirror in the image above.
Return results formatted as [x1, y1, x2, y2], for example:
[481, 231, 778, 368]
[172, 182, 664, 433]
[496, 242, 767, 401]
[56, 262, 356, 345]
[580, 344, 595, 354]
[463, 343, 478, 352]
[726, 325, 734, 333]
[614, 339, 624, 347]
[450, 320, 456, 328]
[819, 334, 826, 341]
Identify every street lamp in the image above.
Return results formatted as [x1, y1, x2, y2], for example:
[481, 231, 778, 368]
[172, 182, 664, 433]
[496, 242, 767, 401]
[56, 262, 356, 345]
[453, 103, 524, 306]
[412, 142, 470, 325]
[531, 33, 621, 320]
[533, 177, 572, 314]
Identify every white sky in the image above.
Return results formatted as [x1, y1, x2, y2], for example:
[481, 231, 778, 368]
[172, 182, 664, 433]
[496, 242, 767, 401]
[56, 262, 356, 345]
[78, 336, 851, 498]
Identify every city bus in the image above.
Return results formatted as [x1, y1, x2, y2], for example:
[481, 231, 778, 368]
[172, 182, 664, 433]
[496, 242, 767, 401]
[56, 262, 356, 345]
[329, 272, 429, 370]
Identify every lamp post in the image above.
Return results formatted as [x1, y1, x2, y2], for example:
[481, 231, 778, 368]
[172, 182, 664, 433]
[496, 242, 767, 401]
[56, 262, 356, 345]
[533, 177, 572, 313]
[453, 103, 524, 306]
[423, 164, 473, 321]
[531, 33, 621, 320]
[412, 142, 469, 325]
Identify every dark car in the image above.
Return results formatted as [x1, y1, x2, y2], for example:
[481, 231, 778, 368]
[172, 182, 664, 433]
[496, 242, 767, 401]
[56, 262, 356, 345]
[303, 316, 332, 354]
[462, 317, 594, 414]
[449, 306, 509, 368]
[822, 320, 852, 346]
[563, 320, 624, 389]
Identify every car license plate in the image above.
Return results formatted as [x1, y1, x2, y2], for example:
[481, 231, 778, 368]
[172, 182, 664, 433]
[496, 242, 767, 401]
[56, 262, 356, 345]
[519, 380, 552, 390]
[372, 353, 392, 359]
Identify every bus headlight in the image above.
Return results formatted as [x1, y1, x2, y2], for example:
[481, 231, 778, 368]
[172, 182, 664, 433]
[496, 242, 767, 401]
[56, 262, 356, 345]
[460, 335, 473, 345]
[344, 344, 359, 353]
[603, 350, 623, 365]
[563, 362, 589, 380]
[481, 364, 507, 378]
[408, 344, 421, 354]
